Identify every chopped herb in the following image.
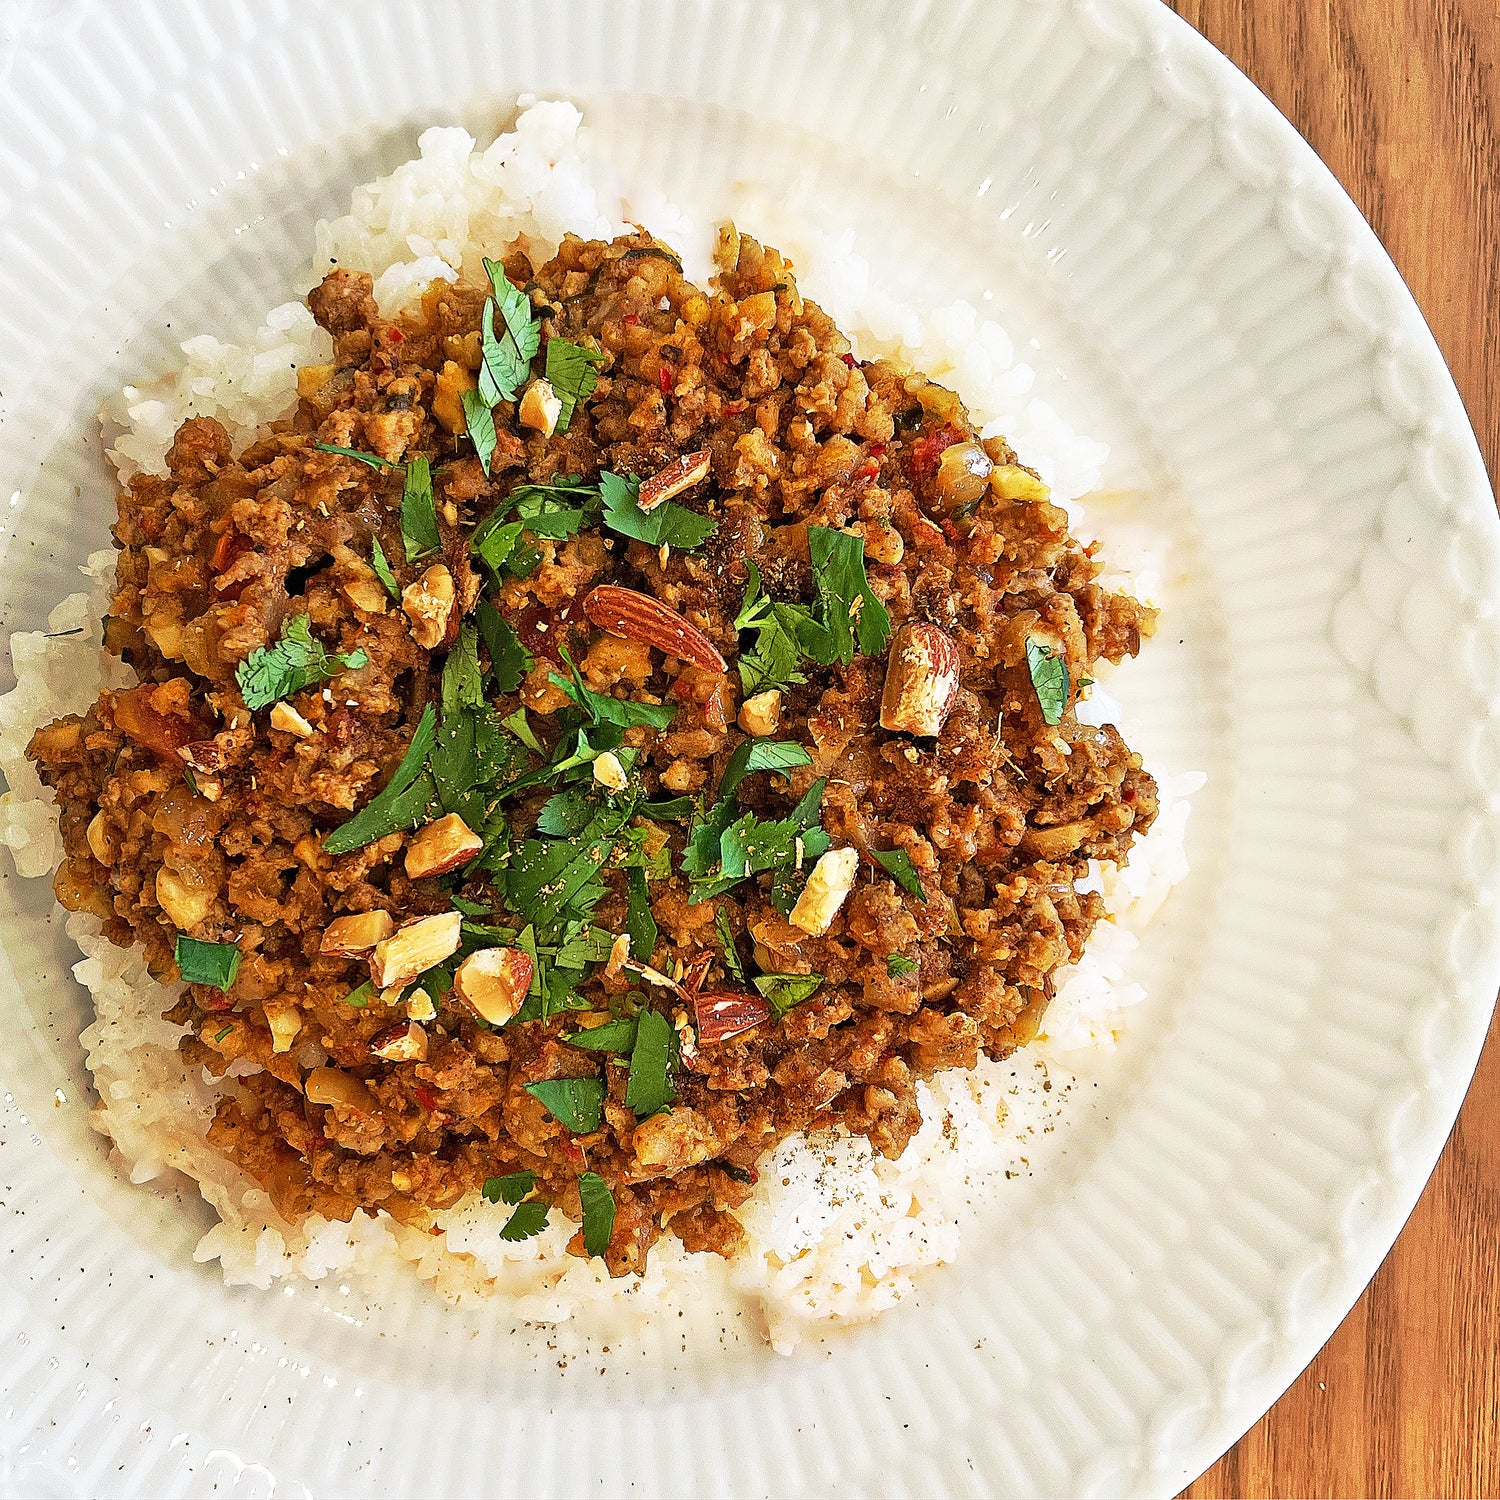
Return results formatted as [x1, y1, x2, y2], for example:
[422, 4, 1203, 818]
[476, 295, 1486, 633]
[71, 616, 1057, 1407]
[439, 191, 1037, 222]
[400, 455, 440, 560]
[236, 614, 369, 710]
[483, 1170, 537, 1206]
[369, 536, 401, 599]
[545, 338, 607, 433]
[323, 703, 440, 853]
[535, 785, 596, 838]
[342, 980, 374, 1008]
[599, 470, 717, 550]
[639, 795, 695, 821]
[505, 802, 635, 934]
[625, 866, 657, 962]
[213, 1025, 234, 1043]
[733, 561, 817, 696]
[475, 600, 531, 693]
[578, 1171, 616, 1258]
[313, 442, 397, 470]
[429, 702, 512, 826]
[715, 906, 747, 982]
[1026, 637, 1069, 725]
[441, 622, 485, 716]
[477, 257, 542, 405]
[625, 1008, 677, 1117]
[182, 765, 200, 796]
[564, 1016, 638, 1053]
[524, 1077, 605, 1133]
[871, 848, 927, 902]
[500, 707, 545, 755]
[887, 954, 920, 979]
[498, 1198, 550, 1242]
[461, 388, 499, 475]
[717, 739, 812, 801]
[752, 971, 823, 1017]
[174, 935, 242, 991]
[804, 525, 892, 664]
[550, 647, 676, 731]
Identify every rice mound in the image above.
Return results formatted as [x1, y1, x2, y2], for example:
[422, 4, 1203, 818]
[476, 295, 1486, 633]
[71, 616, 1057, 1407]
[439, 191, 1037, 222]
[0, 101, 1201, 1351]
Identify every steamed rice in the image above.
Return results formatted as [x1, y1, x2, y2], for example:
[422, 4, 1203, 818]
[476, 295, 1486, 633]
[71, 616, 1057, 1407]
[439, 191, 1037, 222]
[1, 101, 1200, 1351]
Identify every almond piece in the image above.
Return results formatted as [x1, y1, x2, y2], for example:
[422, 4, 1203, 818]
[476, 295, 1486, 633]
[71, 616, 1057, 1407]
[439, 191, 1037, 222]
[304, 1066, 376, 1114]
[369, 911, 463, 990]
[264, 1001, 304, 1054]
[517, 378, 562, 436]
[878, 621, 960, 737]
[370, 1020, 429, 1062]
[405, 812, 482, 880]
[582, 584, 727, 673]
[321, 910, 395, 958]
[341, 563, 390, 615]
[406, 987, 437, 1022]
[737, 688, 782, 737]
[788, 846, 859, 936]
[638, 449, 712, 512]
[402, 563, 456, 651]
[692, 988, 774, 1045]
[452, 946, 534, 1026]
[269, 701, 315, 738]
[592, 750, 628, 793]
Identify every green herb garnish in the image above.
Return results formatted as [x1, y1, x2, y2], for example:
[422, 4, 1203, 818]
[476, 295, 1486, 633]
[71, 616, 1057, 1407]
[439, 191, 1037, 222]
[804, 525, 891, 665]
[174, 935, 242, 991]
[545, 339, 606, 433]
[213, 1024, 234, 1043]
[550, 647, 676, 731]
[524, 1077, 605, 1133]
[871, 848, 927, 903]
[313, 443, 397, 470]
[733, 562, 815, 695]
[624, 1009, 677, 1118]
[752, 971, 823, 1017]
[400, 454, 440, 560]
[599, 470, 717, 550]
[564, 1016, 638, 1053]
[886, 954, 920, 979]
[475, 600, 531, 694]
[236, 614, 369, 711]
[625, 866, 657, 963]
[579, 1171, 616, 1258]
[323, 704, 440, 854]
[369, 536, 401, 599]
[478, 257, 542, 405]
[1025, 637, 1069, 726]
[498, 1198, 550, 1242]
[715, 906, 747, 983]
[342, 980, 374, 1008]
[462, 388, 499, 475]
[483, 1170, 537, 1206]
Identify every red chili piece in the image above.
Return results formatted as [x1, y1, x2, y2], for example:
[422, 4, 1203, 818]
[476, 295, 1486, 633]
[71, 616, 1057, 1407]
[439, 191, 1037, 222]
[907, 423, 967, 482]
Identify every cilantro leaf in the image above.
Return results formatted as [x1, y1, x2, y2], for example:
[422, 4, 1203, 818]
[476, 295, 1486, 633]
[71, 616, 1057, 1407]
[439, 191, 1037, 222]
[718, 739, 812, 801]
[626, 866, 657, 964]
[804, 526, 891, 664]
[752, 971, 823, 1017]
[478, 257, 542, 405]
[535, 785, 595, 838]
[237, 614, 369, 710]
[550, 647, 675, 731]
[625, 1009, 677, 1117]
[323, 704, 440, 853]
[734, 561, 815, 695]
[441, 622, 485, 716]
[369, 536, 401, 600]
[500, 707, 545, 755]
[461, 388, 499, 475]
[887, 954, 920, 979]
[545, 339, 606, 433]
[342, 980, 374, 1008]
[505, 801, 636, 935]
[399, 454, 440, 560]
[498, 1199, 550, 1241]
[715, 906, 747, 983]
[429, 703, 512, 824]
[600, 470, 717, 550]
[475, 600, 531, 693]
[524, 1077, 604, 1133]
[578, 1171, 616, 1258]
[640, 795, 695, 821]
[483, 1171, 537, 1206]
[564, 1016, 638, 1053]
[174, 935, 241, 990]
[1026, 637, 1069, 726]
[871, 847, 927, 902]
[313, 443, 397, 469]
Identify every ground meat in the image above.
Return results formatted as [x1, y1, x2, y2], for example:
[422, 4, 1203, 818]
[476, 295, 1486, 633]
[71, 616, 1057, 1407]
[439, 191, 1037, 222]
[28, 228, 1157, 1277]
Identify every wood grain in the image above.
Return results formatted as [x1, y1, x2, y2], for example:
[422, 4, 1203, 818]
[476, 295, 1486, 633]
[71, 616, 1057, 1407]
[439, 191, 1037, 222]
[1163, 2, 1500, 1495]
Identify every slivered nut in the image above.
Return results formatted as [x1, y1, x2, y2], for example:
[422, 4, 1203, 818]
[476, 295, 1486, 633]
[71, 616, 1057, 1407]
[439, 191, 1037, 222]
[518, 378, 562, 436]
[321, 910, 395, 958]
[582, 584, 726, 673]
[156, 866, 212, 930]
[738, 688, 782, 737]
[406, 987, 437, 1022]
[402, 563, 456, 651]
[452, 946, 533, 1027]
[879, 621, 960, 737]
[264, 1001, 303, 1054]
[304, 1065, 376, 1114]
[369, 910, 463, 990]
[592, 750, 628, 793]
[604, 933, 631, 981]
[405, 812, 482, 880]
[86, 811, 116, 864]
[788, 846, 859, 936]
[269, 701, 315, 737]
[638, 449, 711, 512]
[371, 1020, 429, 1062]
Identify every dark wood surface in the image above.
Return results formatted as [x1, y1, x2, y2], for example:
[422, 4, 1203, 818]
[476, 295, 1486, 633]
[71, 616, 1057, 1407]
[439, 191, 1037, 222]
[1164, 2, 1500, 1495]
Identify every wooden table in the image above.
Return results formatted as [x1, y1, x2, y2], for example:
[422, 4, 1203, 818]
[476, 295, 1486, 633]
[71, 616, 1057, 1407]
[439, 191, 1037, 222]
[1165, 2, 1500, 1495]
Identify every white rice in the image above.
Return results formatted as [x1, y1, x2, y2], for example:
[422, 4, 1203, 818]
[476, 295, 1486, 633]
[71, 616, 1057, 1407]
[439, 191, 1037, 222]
[1, 102, 1200, 1352]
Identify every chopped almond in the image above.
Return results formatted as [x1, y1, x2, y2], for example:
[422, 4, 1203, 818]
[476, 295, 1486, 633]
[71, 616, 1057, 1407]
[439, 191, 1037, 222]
[269, 701, 315, 737]
[369, 911, 463, 990]
[321, 910, 395, 958]
[370, 1020, 429, 1062]
[592, 750, 628, 793]
[638, 450, 711, 512]
[788, 847, 859, 936]
[737, 689, 782, 737]
[452, 946, 533, 1026]
[405, 812, 482, 880]
[402, 563, 456, 651]
[879, 621, 960, 737]
[518, 378, 562, 436]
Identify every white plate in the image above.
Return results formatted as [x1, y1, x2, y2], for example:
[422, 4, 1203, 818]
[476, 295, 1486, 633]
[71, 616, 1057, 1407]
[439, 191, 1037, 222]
[0, 2, 1496, 1496]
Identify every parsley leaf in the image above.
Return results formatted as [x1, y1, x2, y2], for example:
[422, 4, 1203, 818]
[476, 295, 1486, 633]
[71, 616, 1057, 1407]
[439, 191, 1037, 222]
[323, 704, 440, 853]
[599, 470, 717, 550]
[550, 647, 676, 731]
[871, 847, 927, 902]
[369, 536, 401, 600]
[887, 954, 920, 979]
[400, 455, 440, 560]
[626, 866, 657, 962]
[545, 339, 606, 433]
[1026, 636, 1069, 726]
[237, 614, 369, 710]
[478, 257, 541, 405]
[625, 1008, 677, 1117]
[501, 707, 544, 755]
[804, 526, 891, 664]
[174, 936, 241, 989]
[499, 1199, 550, 1242]
[524, 1077, 604, 1133]
[733, 561, 817, 695]
[564, 1016, 638, 1053]
[718, 739, 812, 800]
[579, 1171, 616, 1258]
[505, 801, 637, 935]
[475, 600, 531, 693]
[715, 906, 747, 983]
[483, 1171, 537, 1206]
[441, 623, 485, 716]
[313, 443, 396, 469]
[461, 388, 499, 475]
[753, 971, 823, 1017]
